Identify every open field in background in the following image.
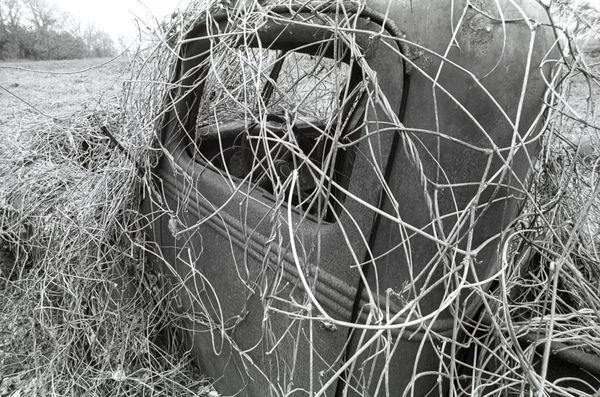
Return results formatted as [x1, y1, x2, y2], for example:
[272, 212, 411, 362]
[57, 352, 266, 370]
[0, 57, 131, 140]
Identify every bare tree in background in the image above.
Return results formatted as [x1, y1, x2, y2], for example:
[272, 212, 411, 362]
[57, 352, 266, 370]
[0, 0, 116, 60]
[0, 0, 22, 29]
[0, 0, 24, 58]
[83, 25, 116, 58]
[23, 0, 57, 31]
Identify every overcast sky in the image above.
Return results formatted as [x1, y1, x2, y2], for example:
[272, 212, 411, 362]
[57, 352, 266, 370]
[54, 0, 184, 41]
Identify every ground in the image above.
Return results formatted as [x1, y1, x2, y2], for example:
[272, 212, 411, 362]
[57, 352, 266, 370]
[0, 56, 131, 275]
[0, 57, 130, 139]
[0, 58, 132, 394]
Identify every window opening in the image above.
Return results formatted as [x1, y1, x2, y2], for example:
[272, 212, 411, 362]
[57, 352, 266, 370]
[191, 43, 365, 222]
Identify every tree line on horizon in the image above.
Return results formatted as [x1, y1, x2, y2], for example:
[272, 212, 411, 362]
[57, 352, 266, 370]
[0, 0, 116, 61]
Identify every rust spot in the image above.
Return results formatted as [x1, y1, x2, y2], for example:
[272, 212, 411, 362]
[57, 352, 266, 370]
[469, 13, 494, 33]
[459, 12, 495, 54]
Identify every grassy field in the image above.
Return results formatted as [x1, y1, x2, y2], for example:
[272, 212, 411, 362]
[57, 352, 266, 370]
[0, 58, 136, 397]
[0, 55, 162, 397]
[0, 56, 132, 268]
[0, 56, 130, 266]
[0, 57, 130, 139]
